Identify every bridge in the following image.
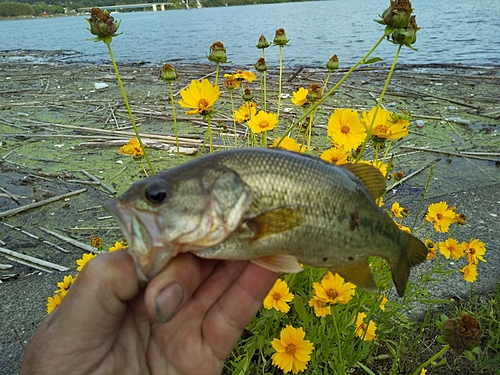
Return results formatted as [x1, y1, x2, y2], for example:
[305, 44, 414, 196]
[80, 3, 175, 12]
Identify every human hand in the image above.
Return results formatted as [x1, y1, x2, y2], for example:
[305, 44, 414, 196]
[20, 250, 278, 375]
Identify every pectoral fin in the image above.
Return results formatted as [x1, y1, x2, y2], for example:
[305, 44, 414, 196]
[246, 205, 303, 240]
[251, 254, 304, 273]
[331, 259, 378, 292]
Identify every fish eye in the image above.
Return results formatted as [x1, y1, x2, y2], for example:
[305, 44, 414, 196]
[144, 181, 168, 205]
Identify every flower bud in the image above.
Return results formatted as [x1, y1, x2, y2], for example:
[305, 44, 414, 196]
[242, 88, 254, 102]
[86, 6, 121, 40]
[256, 34, 271, 49]
[391, 15, 419, 47]
[442, 314, 482, 355]
[254, 57, 268, 72]
[307, 83, 322, 102]
[455, 213, 467, 225]
[379, 0, 413, 29]
[393, 171, 405, 181]
[207, 41, 228, 64]
[159, 63, 178, 82]
[273, 28, 289, 47]
[326, 54, 339, 71]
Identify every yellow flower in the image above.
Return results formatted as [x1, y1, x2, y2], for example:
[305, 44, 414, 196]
[425, 201, 456, 233]
[308, 297, 331, 317]
[420, 369, 427, 375]
[320, 147, 349, 165]
[327, 108, 366, 151]
[394, 221, 412, 234]
[426, 239, 437, 260]
[313, 272, 356, 305]
[438, 238, 464, 260]
[55, 275, 75, 294]
[361, 108, 409, 140]
[47, 293, 63, 314]
[76, 253, 97, 272]
[353, 312, 377, 341]
[271, 325, 314, 374]
[391, 202, 407, 218]
[119, 138, 144, 158]
[291, 87, 309, 106]
[263, 278, 294, 313]
[247, 110, 278, 134]
[178, 79, 220, 116]
[234, 102, 257, 123]
[234, 70, 256, 82]
[462, 239, 487, 265]
[271, 136, 306, 153]
[461, 264, 478, 283]
[377, 295, 388, 311]
[109, 240, 127, 252]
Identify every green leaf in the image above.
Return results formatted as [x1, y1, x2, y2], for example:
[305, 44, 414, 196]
[356, 361, 377, 375]
[362, 57, 384, 64]
[292, 296, 310, 326]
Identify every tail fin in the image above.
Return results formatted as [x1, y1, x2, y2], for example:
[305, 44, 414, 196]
[390, 233, 428, 297]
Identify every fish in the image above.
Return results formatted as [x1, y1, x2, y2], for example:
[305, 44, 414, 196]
[104, 148, 428, 297]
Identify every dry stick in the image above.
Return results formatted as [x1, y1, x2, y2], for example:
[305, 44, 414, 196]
[0, 222, 69, 253]
[0, 188, 87, 218]
[0, 247, 70, 272]
[37, 227, 100, 254]
[399, 146, 500, 162]
[1, 147, 19, 160]
[0, 186, 20, 204]
[81, 170, 117, 195]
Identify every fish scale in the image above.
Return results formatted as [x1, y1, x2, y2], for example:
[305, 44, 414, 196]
[105, 148, 428, 296]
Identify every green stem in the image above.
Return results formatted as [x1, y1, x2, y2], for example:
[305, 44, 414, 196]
[261, 130, 267, 147]
[277, 45, 283, 120]
[168, 82, 180, 165]
[214, 62, 220, 86]
[105, 41, 155, 175]
[331, 308, 345, 374]
[411, 344, 450, 375]
[229, 90, 237, 147]
[277, 33, 387, 147]
[355, 44, 402, 163]
[139, 160, 149, 177]
[263, 71, 267, 112]
[322, 71, 332, 95]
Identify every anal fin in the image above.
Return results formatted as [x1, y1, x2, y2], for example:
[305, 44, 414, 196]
[251, 254, 303, 273]
[331, 259, 378, 292]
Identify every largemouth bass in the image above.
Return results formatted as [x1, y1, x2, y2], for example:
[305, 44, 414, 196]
[105, 148, 427, 296]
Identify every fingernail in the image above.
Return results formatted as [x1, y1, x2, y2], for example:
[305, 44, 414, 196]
[154, 282, 185, 324]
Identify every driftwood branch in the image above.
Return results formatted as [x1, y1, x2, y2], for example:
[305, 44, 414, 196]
[0, 246, 70, 272]
[37, 226, 100, 254]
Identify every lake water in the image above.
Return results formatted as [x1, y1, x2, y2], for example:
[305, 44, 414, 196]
[1, 0, 499, 67]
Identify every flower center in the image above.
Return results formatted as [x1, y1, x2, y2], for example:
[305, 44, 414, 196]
[378, 125, 388, 133]
[285, 343, 296, 355]
[436, 213, 443, 220]
[272, 292, 282, 301]
[259, 120, 269, 129]
[327, 288, 338, 300]
[340, 125, 350, 134]
[198, 98, 210, 110]
[469, 248, 476, 255]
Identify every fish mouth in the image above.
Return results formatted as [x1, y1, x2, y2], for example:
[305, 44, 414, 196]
[104, 199, 177, 281]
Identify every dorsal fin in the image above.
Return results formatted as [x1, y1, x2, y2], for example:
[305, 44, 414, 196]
[341, 163, 386, 200]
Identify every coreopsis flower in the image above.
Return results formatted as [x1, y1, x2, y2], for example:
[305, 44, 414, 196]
[271, 136, 306, 153]
[159, 63, 178, 82]
[426, 239, 437, 260]
[327, 108, 366, 151]
[462, 239, 487, 265]
[55, 275, 75, 295]
[320, 147, 349, 165]
[90, 236, 103, 250]
[308, 297, 331, 317]
[263, 278, 294, 313]
[291, 87, 309, 107]
[441, 313, 482, 354]
[326, 54, 339, 72]
[438, 238, 464, 260]
[362, 108, 409, 140]
[47, 293, 63, 314]
[395, 221, 412, 234]
[271, 326, 314, 374]
[233, 102, 256, 123]
[119, 138, 144, 159]
[109, 240, 127, 252]
[223, 75, 240, 90]
[178, 79, 220, 116]
[273, 28, 289, 46]
[247, 110, 278, 134]
[234, 70, 256, 83]
[393, 171, 405, 181]
[256, 34, 271, 49]
[455, 212, 467, 225]
[461, 264, 478, 283]
[391, 202, 408, 218]
[254, 57, 268, 72]
[207, 41, 227, 63]
[76, 253, 97, 272]
[420, 369, 427, 375]
[353, 312, 377, 341]
[425, 201, 456, 233]
[313, 271, 356, 305]
[86, 6, 121, 42]
[377, 295, 388, 311]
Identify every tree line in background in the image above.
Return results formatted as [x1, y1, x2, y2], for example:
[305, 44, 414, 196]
[0, 0, 309, 17]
